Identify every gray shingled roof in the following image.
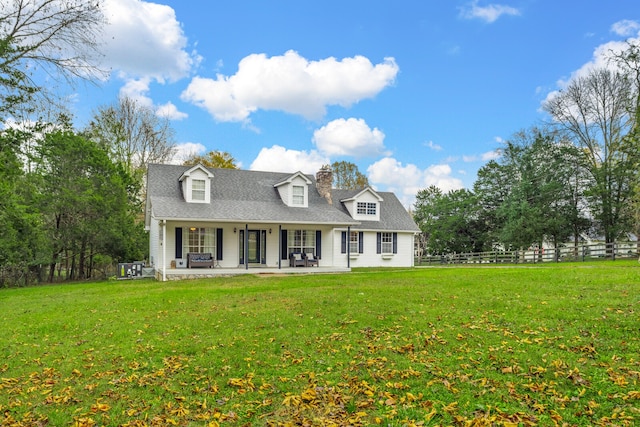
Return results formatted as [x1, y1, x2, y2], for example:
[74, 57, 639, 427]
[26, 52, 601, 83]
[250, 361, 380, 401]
[146, 164, 419, 232]
[332, 189, 421, 232]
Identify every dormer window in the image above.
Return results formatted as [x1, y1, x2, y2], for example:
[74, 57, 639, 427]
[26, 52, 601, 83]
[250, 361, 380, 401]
[179, 164, 213, 204]
[192, 179, 206, 201]
[292, 185, 305, 205]
[357, 202, 377, 216]
[274, 172, 312, 208]
[342, 188, 383, 221]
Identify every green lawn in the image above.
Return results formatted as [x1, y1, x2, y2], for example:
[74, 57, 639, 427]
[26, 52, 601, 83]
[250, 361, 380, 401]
[1, 262, 638, 426]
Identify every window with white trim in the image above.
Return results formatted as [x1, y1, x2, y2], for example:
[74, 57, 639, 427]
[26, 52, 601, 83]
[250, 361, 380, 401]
[381, 232, 393, 254]
[357, 202, 377, 215]
[192, 179, 206, 201]
[288, 229, 315, 255]
[349, 231, 359, 253]
[187, 227, 216, 254]
[292, 185, 304, 205]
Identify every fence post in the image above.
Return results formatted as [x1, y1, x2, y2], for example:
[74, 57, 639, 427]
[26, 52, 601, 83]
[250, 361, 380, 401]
[612, 242, 616, 261]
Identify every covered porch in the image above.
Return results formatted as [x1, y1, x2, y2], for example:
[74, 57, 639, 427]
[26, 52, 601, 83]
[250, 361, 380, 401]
[152, 220, 341, 280]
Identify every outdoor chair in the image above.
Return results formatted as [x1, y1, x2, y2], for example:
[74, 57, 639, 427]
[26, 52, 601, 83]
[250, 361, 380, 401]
[304, 253, 319, 267]
[289, 252, 306, 267]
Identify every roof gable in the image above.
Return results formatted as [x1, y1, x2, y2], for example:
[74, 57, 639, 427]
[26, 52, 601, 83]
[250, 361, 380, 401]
[179, 164, 214, 181]
[273, 171, 312, 187]
[340, 187, 384, 203]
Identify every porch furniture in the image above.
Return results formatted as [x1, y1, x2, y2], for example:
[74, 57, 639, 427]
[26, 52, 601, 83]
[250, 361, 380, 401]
[289, 252, 305, 267]
[188, 252, 214, 268]
[304, 253, 319, 267]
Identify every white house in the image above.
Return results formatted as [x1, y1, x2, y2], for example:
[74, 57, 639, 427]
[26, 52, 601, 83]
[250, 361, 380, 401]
[145, 164, 420, 280]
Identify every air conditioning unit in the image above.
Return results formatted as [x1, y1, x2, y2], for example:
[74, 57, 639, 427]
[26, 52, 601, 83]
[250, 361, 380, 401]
[176, 259, 187, 268]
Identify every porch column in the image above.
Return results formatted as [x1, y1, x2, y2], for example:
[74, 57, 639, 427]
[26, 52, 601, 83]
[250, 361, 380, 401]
[347, 226, 351, 269]
[161, 220, 166, 282]
[245, 224, 249, 270]
[278, 224, 282, 269]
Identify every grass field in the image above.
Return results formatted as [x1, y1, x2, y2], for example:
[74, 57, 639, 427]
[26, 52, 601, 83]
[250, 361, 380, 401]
[1, 262, 638, 426]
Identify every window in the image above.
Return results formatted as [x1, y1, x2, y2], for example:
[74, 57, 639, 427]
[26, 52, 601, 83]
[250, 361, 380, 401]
[381, 232, 393, 254]
[357, 202, 377, 215]
[377, 232, 397, 255]
[292, 185, 304, 205]
[341, 231, 363, 254]
[349, 231, 359, 253]
[288, 229, 316, 255]
[192, 179, 206, 201]
[187, 227, 216, 254]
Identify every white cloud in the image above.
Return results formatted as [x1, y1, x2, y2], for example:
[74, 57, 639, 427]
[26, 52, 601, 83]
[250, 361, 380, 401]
[119, 77, 154, 108]
[119, 77, 189, 120]
[482, 150, 501, 161]
[459, 0, 521, 23]
[542, 32, 640, 107]
[462, 150, 500, 162]
[249, 145, 330, 174]
[181, 50, 399, 123]
[424, 140, 443, 151]
[312, 118, 388, 158]
[549, 23, 640, 90]
[367, 157, 464, 207]
[611, 19, 640, 37]
[96, 1, 196, 120]
[102, 0, 200, 82]
[156, 102, 188, 120]
[170, 142, 206, 164]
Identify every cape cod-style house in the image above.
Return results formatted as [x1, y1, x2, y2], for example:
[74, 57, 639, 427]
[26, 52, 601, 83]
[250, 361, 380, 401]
[145, 163, 420, 280]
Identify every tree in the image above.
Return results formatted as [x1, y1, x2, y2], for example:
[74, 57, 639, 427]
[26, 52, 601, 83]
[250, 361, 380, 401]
[0, 0, 106, 114]
[183, 150, 237, 168]
[498, 130, 590, 252]
[474, 159, 513, 248]
[543, 67, 638, 245]
[32, 124, 144, 281]
[412, 185, 442, 250]
[610, 41, 640, 249]
[87, 96, 177, 181]
[0, 125, 47, 285]
[331, 161, 369, 189]
[413, 186, 488, 254]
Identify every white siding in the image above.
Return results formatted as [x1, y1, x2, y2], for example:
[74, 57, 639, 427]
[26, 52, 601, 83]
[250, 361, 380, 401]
[149, 218, 160, 267]
[151, 221, 416, 271]
[331, 230, 415, 268]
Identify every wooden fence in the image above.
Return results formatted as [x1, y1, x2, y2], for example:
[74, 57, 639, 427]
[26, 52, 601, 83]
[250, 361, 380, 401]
[415, 241, 639, 265]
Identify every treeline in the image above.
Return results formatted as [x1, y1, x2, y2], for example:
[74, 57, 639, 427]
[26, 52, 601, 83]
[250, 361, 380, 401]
[1, 1, 183, 286]
[0, 113, 161, 286]
[413, 42, 640, 256]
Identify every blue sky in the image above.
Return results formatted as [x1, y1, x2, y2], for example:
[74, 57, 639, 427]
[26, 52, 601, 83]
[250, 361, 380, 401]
[65, 0, 639, 207]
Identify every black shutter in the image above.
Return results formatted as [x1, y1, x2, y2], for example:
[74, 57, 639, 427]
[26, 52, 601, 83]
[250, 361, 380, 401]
[175, 227, 183, 258]
[216, 228, 223, 260]
[316, 230, 322, 259]
[239, 230, 244, 265]
[341, 231, 347, 253]
[358, 231, 364, 254]
[281, 229, 288, 260]
[376, 232, 381, 254]
[393, 232, 398, 254]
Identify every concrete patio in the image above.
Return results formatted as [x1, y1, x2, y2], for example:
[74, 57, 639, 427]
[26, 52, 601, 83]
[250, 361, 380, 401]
[154, 265, 351, 281]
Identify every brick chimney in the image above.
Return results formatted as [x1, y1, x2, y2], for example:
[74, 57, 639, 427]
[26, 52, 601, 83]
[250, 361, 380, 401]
[316, 165, 333, 205]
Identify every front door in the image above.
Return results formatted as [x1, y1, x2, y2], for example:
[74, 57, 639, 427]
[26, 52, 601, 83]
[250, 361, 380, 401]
[239, 229, 267, 265]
